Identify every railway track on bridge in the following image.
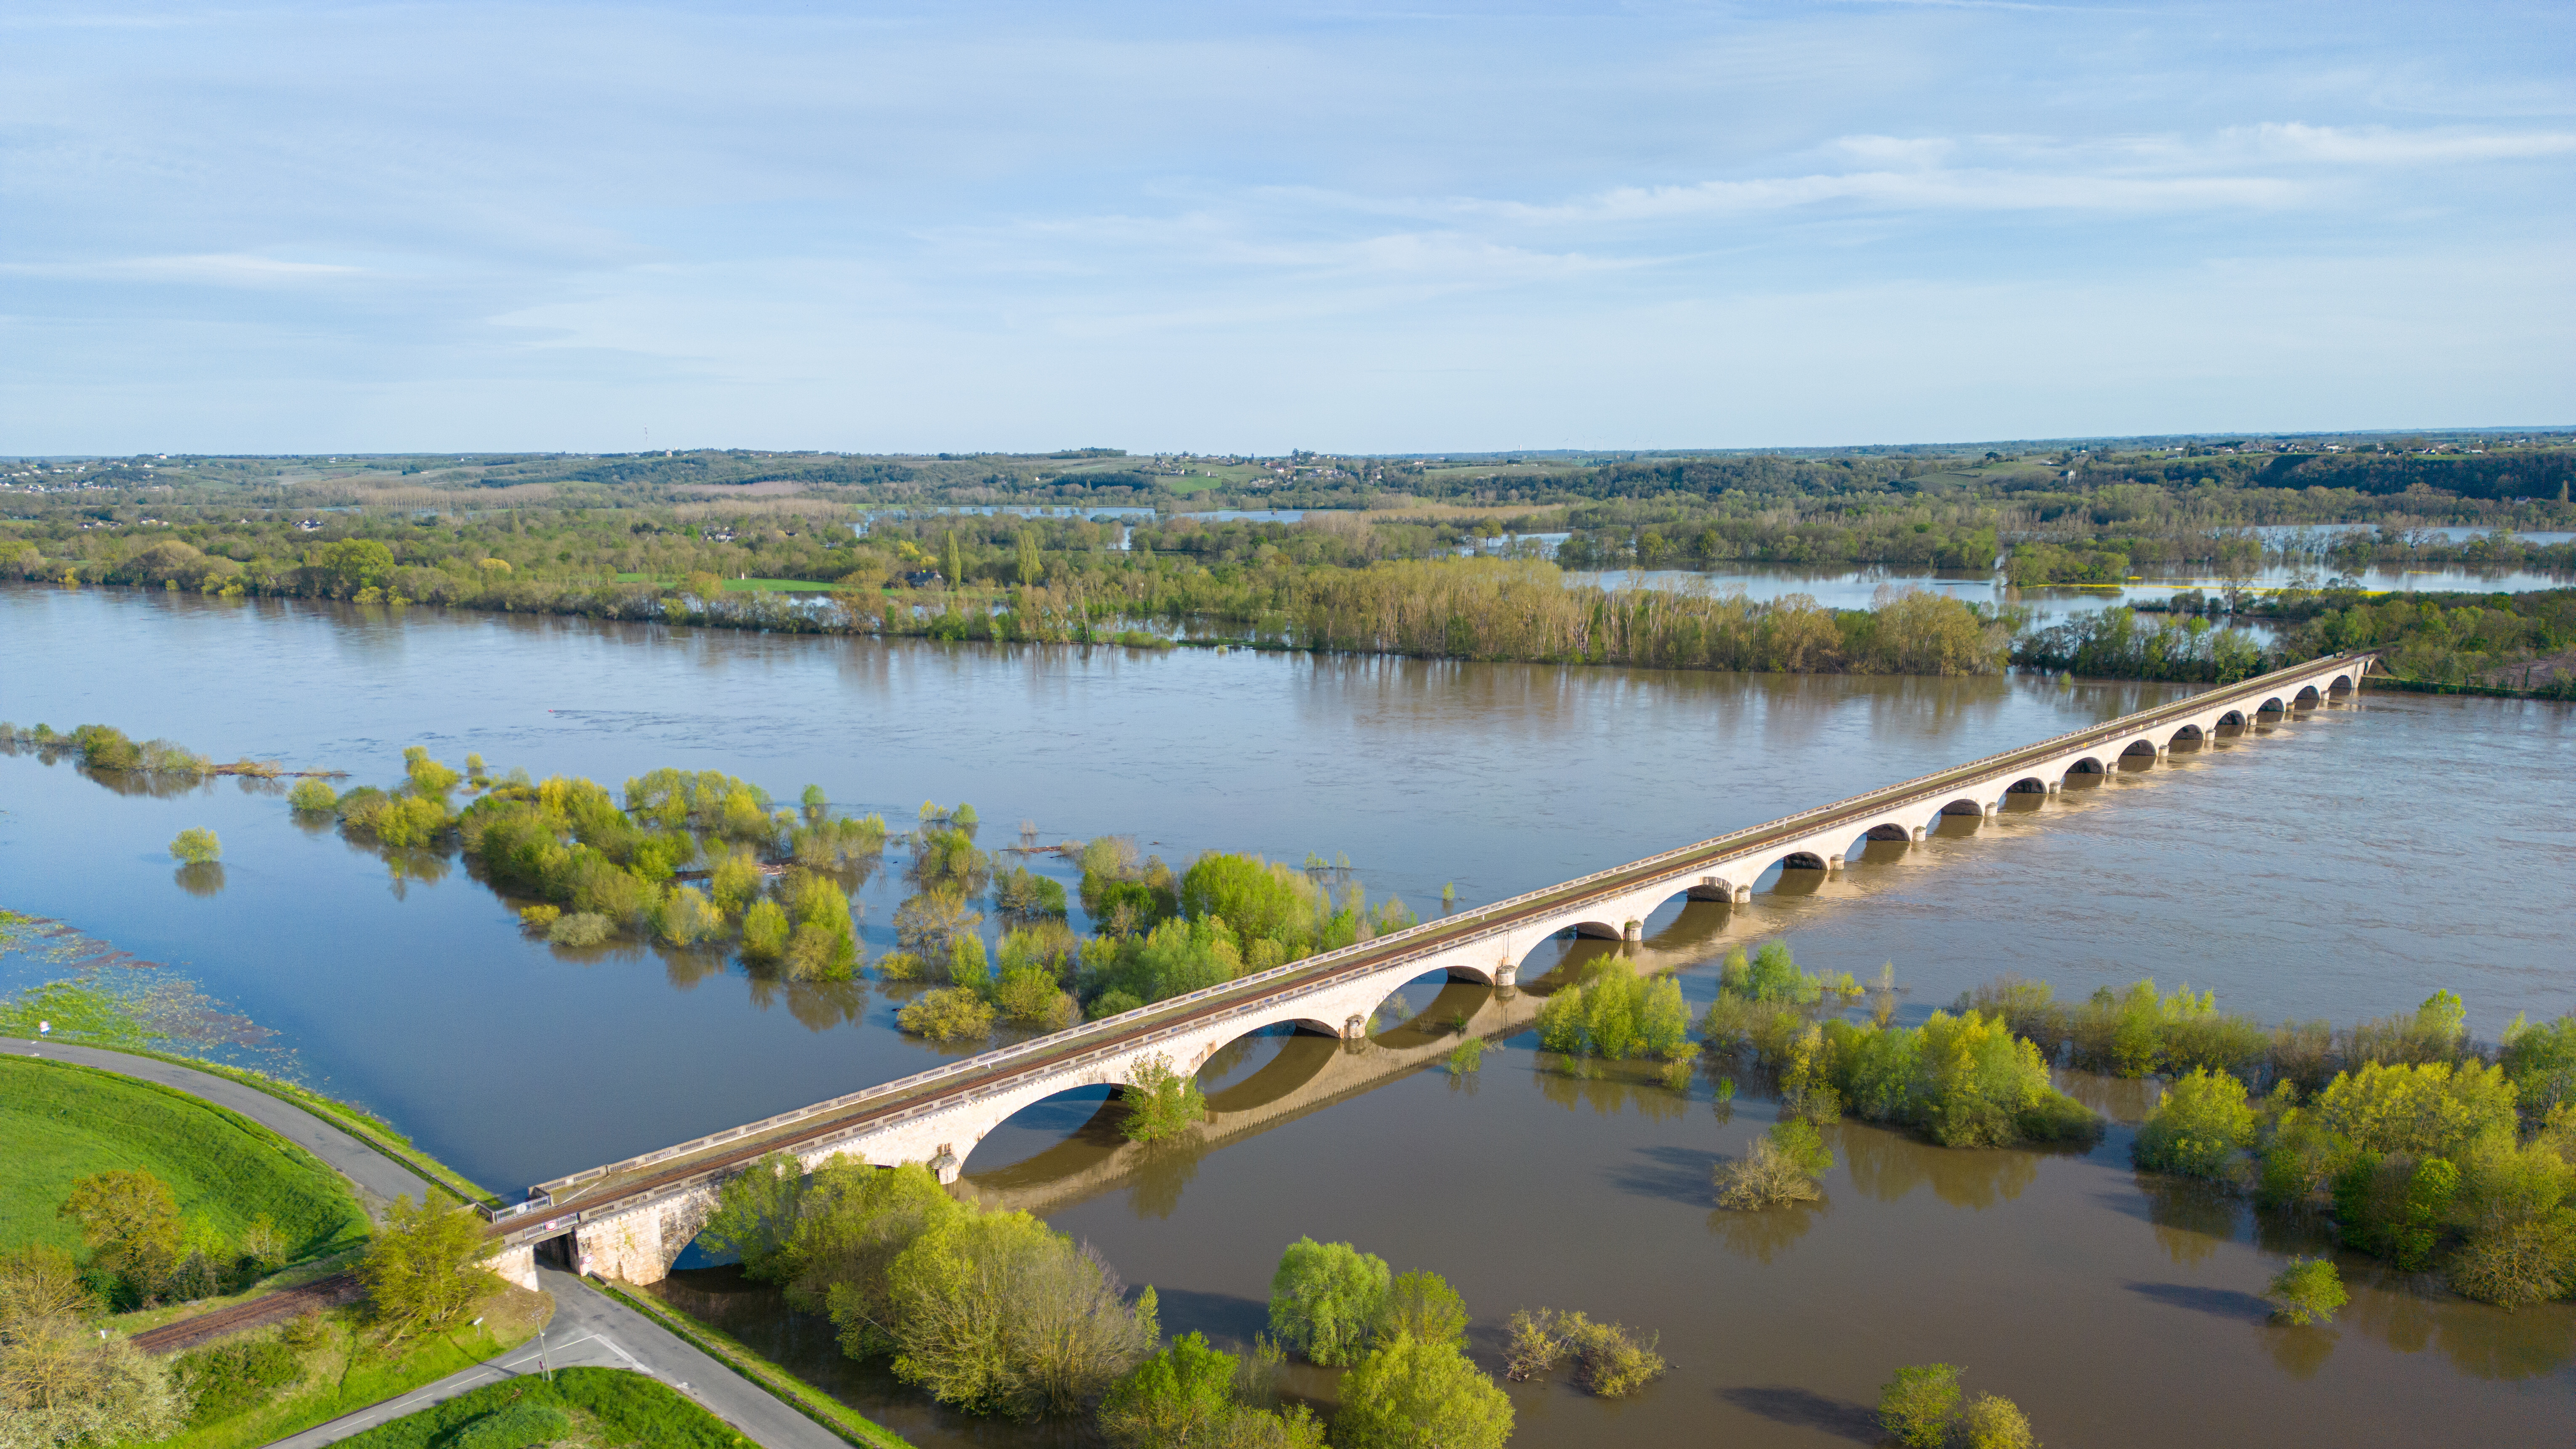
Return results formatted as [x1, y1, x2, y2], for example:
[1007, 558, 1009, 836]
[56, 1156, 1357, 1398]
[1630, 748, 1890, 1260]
[490, 652, 2379, 1242]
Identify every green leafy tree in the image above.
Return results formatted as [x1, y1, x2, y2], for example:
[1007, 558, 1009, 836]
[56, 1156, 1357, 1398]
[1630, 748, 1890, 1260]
[169, 827, 221, 864]
[1958, 1392, 2038, 1449]
[699, 1152, 806, 1279]
[2315, 1060, 2517, 1159]
[741, 898, 792, 961]
[1123, 1055, 1208, 1144]
[360, 1195, 494, 1343]
[1098, 1331, 1235, 1447]
[1267, 1238, 1390, 1367]
[1878, 1364, 1963, 1448]
[886, 1207, 1156, 1417]
[2134, 1068, 2255, 1178]
[2500, 1012, 2576, 1118]
[1331, 1332, 1512, 1449]
[287, 778, 338, 813]
[57, 1170, 181, 1285]
[2265, 1257, 2349, 1326]
[1372, 1270, 1468, 1349]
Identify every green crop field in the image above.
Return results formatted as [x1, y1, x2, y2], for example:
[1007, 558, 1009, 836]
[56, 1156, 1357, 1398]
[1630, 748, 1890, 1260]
[0, 1057, 368, 1261]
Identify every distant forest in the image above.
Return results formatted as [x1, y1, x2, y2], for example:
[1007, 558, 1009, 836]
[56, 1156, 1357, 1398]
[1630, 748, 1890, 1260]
[5, 433, 2572, 696]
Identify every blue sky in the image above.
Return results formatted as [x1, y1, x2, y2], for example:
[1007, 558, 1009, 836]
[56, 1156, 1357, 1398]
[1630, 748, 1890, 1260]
[3, 2, 2570, 454]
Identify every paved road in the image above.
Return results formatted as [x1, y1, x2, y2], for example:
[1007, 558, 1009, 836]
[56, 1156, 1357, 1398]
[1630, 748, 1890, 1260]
[265, 1269, 844, 1449]
[4, 1038, 434, 1207]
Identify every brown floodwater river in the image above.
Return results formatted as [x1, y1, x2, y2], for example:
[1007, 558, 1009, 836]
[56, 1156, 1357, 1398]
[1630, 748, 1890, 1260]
[4, 582, 2572, 1446]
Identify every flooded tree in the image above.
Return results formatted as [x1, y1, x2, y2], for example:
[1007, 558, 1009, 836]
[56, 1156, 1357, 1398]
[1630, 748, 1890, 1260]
[2266, 1257, 2349, 1326]
[1266, 1238, 1389, 1367]
[1877, 1364, 1962, 1449]
[1332, 1332, 1512, 1449]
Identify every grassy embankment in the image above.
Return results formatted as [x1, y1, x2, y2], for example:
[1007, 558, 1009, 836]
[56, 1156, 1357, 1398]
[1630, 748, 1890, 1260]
[596, 1279, 914, 1448]
[0, 1056, 368, 1261]
[332, 1365, 748, 1448]
[0, 969, 498, 1206]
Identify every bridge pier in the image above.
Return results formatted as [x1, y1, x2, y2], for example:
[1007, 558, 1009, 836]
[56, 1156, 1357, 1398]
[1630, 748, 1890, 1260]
[931, 1145, 962, 1186]
[1623, 920, 1642, 941]
[2048, 781, 2060, 795]
[1732, 885, 1751, 903]
[1493, 962, 1517, 988]
[1910, 826, 1926, 843]
[1342, 1013, 1368, 1041]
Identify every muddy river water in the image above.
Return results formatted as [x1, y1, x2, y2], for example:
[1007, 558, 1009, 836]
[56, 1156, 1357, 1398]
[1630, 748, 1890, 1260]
[4, 582, 2571, 1446]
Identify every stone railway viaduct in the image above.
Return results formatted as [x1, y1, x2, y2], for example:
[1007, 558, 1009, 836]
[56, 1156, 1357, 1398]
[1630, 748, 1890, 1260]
[483, 650, 2380, 1289]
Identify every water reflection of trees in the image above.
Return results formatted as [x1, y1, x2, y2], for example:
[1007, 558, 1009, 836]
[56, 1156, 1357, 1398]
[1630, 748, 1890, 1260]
[1531, 1058, 1691, 1123]
[2338, 1267, 2576, 1381]
[1837, 1123, 2038, 1209]
[1708, 1200, 1826, 1263]
[2134, 1175, 2241, 1266]
[1123, 1137, 1208, 1221]
[173, 862, 226, 898]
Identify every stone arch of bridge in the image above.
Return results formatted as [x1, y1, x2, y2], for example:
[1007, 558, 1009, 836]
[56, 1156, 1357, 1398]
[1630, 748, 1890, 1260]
[1937, 796, 1986, 816]
[2214, 710, 2248, 732]
[2294, 684, 2322, 706]
[2004, 776, 2050, 795]
[2328, 673, 2355, 695]
[2257, 696, 2287, 715]
[2166, 723, 2206, 750]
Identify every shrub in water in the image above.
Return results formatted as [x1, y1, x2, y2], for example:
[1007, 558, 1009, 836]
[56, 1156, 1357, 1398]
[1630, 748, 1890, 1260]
[2265, 1257, 2348, 1326]
[1959, 1392, 2038, 1449]
[896, 987, 995, 1042]
[547, 911, 614, 947]
[170, 827, 221, 864]
[2134, 1067, 2255, 1178]
[1878, 1364, 1963, 1449]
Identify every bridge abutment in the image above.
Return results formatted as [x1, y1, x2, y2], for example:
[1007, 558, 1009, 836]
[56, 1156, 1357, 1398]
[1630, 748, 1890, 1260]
[486, 1242, 537, 1293]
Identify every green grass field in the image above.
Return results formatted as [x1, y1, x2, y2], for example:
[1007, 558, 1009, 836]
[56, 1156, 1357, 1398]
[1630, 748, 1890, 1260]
[0, 1057, 368, 1262]
[335, 1366, 747, 1449]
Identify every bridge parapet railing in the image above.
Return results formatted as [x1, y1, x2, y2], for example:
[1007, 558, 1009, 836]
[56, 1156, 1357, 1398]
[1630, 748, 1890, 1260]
[508, 651, 2374, 1212]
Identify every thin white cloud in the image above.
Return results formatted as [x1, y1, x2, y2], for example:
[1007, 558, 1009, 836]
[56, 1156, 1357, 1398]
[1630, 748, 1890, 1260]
[1472, 168, 2297, 225]
[0, 253, 366, 285]
[2230, 122, 2576, 165]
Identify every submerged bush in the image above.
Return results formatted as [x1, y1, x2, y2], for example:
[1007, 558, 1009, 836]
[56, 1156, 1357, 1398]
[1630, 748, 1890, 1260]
[547, 911, 614, 947]
[2134, 1068, 2256, 1178]
[1332, 1332, 1512, 1449]
[1878, 1364, 1963, 1449]
[898, 988, 996, 1043]
[2265, 1257, 2348, 1326]
[1958, 1392, 2038, 1449]
[169, 827, 221, 864]
[1715, 1132, 1823, 1210]
[1121, 1054, 1207, 1144]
